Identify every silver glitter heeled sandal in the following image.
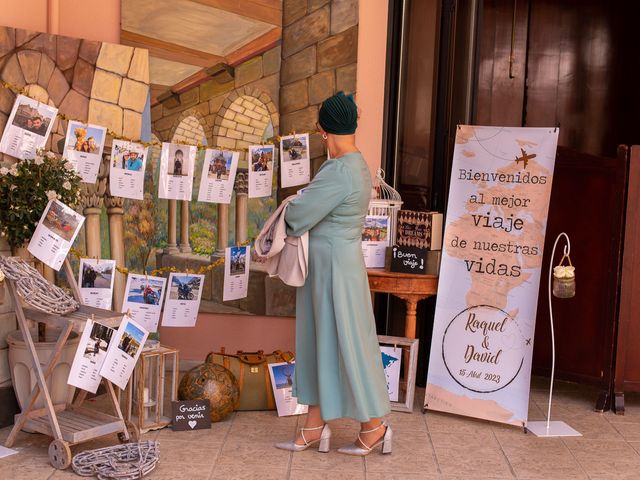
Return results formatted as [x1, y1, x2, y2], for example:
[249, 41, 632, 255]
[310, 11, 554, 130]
[337, 421, 392, 456]
[275, 424, 332, 453]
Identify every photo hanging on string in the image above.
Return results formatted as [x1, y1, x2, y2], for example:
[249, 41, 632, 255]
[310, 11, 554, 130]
[109, 140, 148, 200]
[62, 121, 107, 183]
[27, 199, 85, 271]
[78, 258, 116, 309]
[248, 144, 275, 198]
[280, 133, 310, 188]
[158, 142, 196, 201]
[223, 245, 250, 301]
[0, 94, 58, 160]
[121, 273, 167, 333]
[197, 148, 239, 204]
[161, 273, 206, 327]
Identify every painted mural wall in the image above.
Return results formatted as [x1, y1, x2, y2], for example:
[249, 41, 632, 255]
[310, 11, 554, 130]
[0, 24, 149, 385]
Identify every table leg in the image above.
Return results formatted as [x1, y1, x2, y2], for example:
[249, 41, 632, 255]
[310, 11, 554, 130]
[404, 297, 419, 339]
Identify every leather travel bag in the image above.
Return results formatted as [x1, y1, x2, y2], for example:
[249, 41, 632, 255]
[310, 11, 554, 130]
[206, 349, 295, 411]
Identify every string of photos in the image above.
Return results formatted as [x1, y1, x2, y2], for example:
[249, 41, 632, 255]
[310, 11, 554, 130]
[0, 80, 315, 201]
[0, 81, 316, 150]
[0, 78, 306, 319]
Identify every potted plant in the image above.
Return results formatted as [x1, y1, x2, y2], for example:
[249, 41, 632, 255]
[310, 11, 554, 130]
[0, 149, 82, 412]
[0, 148, 81, 253]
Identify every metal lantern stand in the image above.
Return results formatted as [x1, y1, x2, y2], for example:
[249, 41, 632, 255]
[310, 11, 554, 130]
[527, 232, 582, 437]
[2, 258, 138, 469]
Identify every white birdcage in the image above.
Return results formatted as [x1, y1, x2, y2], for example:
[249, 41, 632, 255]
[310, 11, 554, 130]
[369, 169, 403, 245]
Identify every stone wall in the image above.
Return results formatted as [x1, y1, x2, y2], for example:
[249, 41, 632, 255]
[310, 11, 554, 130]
[0, 27, 150, 422]
[280, 0, 358, 187]
[150, 46, 282, 315]
[151, 45, 281, 158]
[0, 26, 149, 162]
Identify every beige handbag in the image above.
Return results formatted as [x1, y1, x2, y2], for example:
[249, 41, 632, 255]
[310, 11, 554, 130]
[206, 349, 295, 411]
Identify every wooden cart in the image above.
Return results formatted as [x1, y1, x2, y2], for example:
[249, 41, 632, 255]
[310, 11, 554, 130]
[2, 259, 138, 469]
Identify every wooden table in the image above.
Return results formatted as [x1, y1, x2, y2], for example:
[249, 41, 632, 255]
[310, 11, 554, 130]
[367, 269, 439, 339]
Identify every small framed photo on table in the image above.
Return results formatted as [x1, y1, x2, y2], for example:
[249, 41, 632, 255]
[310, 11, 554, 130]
[378, 335, 419, 413]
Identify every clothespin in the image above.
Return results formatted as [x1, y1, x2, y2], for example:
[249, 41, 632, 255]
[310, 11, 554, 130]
[126, 308, 132, 318]
[394, 344, 397, 353]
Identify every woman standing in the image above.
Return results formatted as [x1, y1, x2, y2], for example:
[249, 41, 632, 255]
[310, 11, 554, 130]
[275, 92, 392, 456]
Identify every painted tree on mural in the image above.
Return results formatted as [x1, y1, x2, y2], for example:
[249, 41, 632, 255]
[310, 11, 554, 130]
[189, 150, 218, 255]
[123, 146, 161, 272]
[123, 193, 156, 271]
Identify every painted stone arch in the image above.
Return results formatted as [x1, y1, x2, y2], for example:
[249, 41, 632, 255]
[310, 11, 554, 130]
[211, 86, 278, 158]
[169, 108, 208, 146]
[166, 111, 216, 255]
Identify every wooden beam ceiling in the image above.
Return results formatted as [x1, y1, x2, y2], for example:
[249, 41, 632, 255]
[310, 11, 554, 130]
[121, 30, 226, 68]
[187, 0, 282, 26]
[226, 27, 282, 66]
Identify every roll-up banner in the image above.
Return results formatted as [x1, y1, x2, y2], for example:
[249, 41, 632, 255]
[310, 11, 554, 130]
[424, 126, 559, 426]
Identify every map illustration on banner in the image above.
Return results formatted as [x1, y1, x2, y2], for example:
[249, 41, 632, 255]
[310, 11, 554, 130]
[424, 126, 559, 426]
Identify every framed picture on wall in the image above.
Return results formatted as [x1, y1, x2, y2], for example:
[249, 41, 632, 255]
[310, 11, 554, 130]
[378, 335, 419, 413]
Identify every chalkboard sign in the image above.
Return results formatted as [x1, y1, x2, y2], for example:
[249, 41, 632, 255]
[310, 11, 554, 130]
[390, 245, 428, 274]
[171, 399, 212, 431]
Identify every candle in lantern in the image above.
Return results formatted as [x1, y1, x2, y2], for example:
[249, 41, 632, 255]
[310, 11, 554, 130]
[143, 387, 149, 403]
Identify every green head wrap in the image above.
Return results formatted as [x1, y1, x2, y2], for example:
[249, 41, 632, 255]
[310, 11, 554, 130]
[318, 91, 358, 135]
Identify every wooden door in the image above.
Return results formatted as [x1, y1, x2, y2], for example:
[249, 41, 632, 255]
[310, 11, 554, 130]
[532, 146, 627, 406]
[615, 145, 640, 412]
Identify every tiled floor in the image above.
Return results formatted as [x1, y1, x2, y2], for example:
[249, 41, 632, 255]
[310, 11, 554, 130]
[2, 379, 640, 479]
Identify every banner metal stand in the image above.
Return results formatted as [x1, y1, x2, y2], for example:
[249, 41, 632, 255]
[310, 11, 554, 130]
[527, 232, 582, 438]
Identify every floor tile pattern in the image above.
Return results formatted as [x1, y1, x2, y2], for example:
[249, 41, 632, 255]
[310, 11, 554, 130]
[2, 379, 640, 479]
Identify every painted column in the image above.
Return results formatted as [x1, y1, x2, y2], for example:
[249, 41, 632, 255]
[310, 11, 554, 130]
[215, 204, 229, 256]
[179, 200, 191, 253]
[105, 195, 125, 310]
[80, 163, 108, 258]
[166, 199, 178, 253]
[234, 170, 248, 244]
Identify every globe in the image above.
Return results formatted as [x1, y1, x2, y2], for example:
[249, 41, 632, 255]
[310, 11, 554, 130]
[178, 359, 239, 422]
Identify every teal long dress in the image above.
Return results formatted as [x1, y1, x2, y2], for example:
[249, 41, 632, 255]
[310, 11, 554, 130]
[284, 152, 391, 422]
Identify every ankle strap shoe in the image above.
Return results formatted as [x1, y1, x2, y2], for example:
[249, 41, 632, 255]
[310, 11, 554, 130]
[337, 421, 392, 456]
[275, 423, 332, 453]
